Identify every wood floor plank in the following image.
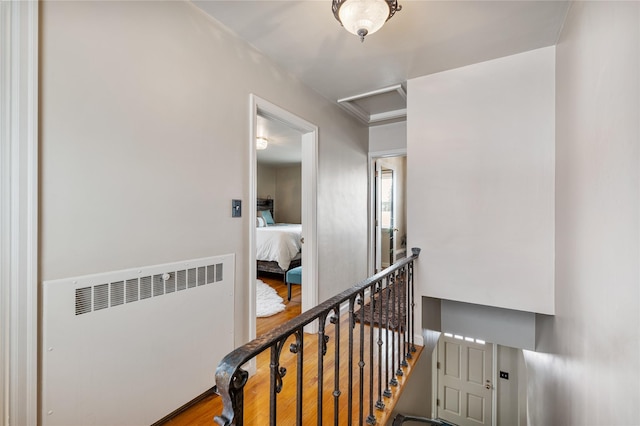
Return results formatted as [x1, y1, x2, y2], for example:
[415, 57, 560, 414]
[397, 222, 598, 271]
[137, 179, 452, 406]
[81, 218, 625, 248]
[161, 276, 422, 425]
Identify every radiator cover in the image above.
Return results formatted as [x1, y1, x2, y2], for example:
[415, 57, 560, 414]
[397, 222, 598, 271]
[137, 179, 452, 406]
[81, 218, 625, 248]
[42, 254, 234, 426]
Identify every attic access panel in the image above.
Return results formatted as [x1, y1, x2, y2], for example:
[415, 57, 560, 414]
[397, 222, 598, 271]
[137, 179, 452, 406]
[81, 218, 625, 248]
[338, 84, 407, 125]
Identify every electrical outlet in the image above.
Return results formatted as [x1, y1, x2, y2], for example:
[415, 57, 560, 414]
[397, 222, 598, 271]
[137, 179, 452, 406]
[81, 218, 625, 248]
[232, 199, 241, 218]
[499, 371, 509, 380]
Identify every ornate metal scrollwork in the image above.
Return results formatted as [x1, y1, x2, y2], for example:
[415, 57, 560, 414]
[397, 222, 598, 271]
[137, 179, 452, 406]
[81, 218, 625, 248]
[213, 248, 422, 426]
[213, 368, 249, 426]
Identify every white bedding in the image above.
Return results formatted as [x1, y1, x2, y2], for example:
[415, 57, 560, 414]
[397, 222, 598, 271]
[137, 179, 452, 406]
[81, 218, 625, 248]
[256, 224, 302, 271]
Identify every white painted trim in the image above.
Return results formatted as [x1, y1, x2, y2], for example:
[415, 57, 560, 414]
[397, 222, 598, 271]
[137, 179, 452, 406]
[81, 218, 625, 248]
[339, 84, 404, 103]
[248, 98, 258, 344]
[432, 339, 439, 419]
[369, 148, 407, 159]
[338, 84, 407, 125]
[492, 344, 498, 426]
[0, 2, 39, 425]
[249, 95, 319, 338]
[369, 108, 407, 124]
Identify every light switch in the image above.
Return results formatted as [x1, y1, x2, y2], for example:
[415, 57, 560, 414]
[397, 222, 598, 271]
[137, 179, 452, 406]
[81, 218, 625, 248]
[232, 199, 241, 218]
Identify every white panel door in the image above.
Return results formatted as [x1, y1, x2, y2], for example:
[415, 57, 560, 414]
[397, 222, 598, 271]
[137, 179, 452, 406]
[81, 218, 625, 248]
[437, 335, 493, 426]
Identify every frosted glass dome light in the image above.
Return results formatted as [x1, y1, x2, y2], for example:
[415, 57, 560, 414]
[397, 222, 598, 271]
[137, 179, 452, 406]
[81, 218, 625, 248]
[333, 0, 401, 42]
[256, 136, 268, 150]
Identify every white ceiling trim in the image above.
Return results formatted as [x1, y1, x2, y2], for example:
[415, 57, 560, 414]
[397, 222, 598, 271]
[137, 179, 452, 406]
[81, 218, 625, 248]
[338, 84, 407, 125]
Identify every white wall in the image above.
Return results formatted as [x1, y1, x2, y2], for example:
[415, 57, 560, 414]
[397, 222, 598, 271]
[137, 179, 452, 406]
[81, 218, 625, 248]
[256, 164, 276, 200]
[275, 165, 302, 224]
[441, 300, 536, 350]
[526, 2, 640, 425]
[256, 163, 302, 223]
[40, 0, 368, 349]
[369, 121, 406, 153]
[407, 47, 555, 314]
[496, 345, 527, 426]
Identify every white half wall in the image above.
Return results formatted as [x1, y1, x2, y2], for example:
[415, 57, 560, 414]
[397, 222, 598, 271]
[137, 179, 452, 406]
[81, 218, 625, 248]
[526, 2, 640, 425]
[407, 47, 555, 314]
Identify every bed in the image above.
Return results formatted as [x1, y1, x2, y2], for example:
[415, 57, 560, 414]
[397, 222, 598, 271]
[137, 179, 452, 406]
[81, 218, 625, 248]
[256, 198, 302, 277]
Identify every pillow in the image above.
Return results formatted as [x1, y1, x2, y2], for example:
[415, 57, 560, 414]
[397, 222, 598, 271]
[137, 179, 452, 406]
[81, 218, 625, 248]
[256, 217, 266, 228]
[260, 210, 275, 225]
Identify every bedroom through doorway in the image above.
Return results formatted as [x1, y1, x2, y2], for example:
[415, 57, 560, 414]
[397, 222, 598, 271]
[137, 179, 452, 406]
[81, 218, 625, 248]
[255, 114, 303, 322]
[249, 95, 318, 340]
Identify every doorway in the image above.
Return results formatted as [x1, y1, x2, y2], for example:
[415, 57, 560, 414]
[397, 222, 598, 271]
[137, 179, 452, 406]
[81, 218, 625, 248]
[249, 95, 318, 340]
[436, 334, 494, 426]
[370, 154, 407, 274]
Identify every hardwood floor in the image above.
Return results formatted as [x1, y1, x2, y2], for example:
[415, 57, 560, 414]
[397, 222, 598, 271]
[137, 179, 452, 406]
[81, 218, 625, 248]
[256, 274, 302, 336]
[161, 275, 422, 426]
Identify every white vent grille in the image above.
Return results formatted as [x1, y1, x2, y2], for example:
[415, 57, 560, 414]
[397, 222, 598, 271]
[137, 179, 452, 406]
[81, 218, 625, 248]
[207, 265, 215, 284]
[177, 269, 186, 291]
[187, 268, 196, 288]
[71, 263, 224, 316]
[110, 281, 124, 307]
[153, 274, 164, 297]
[75, 287, 92, 316]
[140, 276, 152, 300]
[126, 278, 138, 303]
[216, 263, 223, 281]
[166, 273, 176, 293]
[94, 284, 109, 311]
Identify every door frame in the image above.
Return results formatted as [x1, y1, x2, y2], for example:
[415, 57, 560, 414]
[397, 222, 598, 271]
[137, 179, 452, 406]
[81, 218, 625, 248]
[1, 1, 39, 424]
[378, 162, 399, 269]
[368, 149, 406, 276]
[248, 94, 318, 340]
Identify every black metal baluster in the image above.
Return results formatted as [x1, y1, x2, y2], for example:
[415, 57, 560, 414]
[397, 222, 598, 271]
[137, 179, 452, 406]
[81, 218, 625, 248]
[409, 255, 417, 354]
[330, 309, 341, 426]
[270, 340, 287, 425]
[318, 313, 329, 426]
[407, 262, 413, 357]
[289, 330, 304, 426]
[358, 290, 365, 426]
[400, 268, 409, 369]
[390, 273, 399, 387]
[395, 270, 405, 378]
[383, 276, 392, 398]
[367, 283, 376, 425]
[348, 296, 355, 426]
[376, 280, 385, 410]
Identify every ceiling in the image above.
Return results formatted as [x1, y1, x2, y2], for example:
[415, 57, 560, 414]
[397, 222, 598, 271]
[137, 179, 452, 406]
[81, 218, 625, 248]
[256, 115, 302, 165]
[193, 0, 569, 123]
[193, 1, 569, 154]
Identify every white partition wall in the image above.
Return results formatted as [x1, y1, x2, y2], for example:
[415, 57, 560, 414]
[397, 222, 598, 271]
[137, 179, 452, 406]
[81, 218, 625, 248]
[407, 47, 556, 314]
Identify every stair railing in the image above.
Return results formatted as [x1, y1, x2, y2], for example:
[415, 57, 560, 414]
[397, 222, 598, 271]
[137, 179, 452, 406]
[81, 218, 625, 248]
[214, 248, 421, 426]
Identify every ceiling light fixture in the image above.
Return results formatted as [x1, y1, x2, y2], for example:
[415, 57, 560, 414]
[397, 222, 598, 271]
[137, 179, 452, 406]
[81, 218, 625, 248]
[256, 136, 268, 150]
[332, 0, 401, 42]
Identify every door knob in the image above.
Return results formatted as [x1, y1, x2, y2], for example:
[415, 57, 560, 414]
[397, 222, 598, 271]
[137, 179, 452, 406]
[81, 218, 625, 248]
[301, 237, 304, 244]
[485, 383, 491, 390]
